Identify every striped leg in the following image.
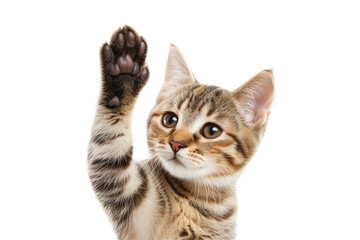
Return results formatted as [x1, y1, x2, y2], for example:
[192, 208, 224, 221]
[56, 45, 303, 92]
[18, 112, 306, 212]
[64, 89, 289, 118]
[88, 26, 149, 238]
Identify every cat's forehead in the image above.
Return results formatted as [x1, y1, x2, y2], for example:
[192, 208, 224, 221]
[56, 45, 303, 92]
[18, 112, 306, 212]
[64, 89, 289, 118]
[161, 84, 240, 128]
[178, 85, 234, 111]
[180, 86, 221, 111]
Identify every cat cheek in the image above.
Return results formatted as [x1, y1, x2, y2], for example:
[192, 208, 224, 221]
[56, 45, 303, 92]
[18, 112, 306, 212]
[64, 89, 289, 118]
[159, 149, 174, 160]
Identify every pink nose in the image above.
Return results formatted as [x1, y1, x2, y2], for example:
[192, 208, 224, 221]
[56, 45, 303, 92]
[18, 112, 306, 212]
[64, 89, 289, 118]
[169, 140, 187, 153]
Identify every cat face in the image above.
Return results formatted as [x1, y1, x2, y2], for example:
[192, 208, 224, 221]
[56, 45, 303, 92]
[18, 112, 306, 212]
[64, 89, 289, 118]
[147, 45, 274, 183]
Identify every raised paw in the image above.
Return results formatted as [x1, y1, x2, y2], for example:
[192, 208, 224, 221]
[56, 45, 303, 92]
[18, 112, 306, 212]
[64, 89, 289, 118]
[100, 26, 149, 108]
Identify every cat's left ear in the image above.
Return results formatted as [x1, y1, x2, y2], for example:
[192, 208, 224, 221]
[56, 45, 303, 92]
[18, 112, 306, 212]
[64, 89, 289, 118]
[232, 70, 275, 129]
[157, 44, 197, 102]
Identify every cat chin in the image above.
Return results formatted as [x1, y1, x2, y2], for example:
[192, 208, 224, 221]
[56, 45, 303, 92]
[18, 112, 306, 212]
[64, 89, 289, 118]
[159, 156, 212, 179]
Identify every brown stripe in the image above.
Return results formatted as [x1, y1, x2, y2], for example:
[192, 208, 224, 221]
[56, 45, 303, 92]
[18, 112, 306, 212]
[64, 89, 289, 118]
[222, 153, 245, 170]
[227, 133, 249, 158]
[91, 175, 129, 194]
[119, 165, 148, 222]
[177, 97, 187, 110]
[186, 92, 196, 110]
[169, 128, 176, 136]
[220, 206, 236, 220]
[105, 198, 128, 213]
[149, 121, 167, 136]
[106, 111, 124, 125]
[148, 159, 173, 213]
[104, 164, 148, 222]
[147, 112, 160, 126]
[110, 118, 120, 125]
[149, 112, 160, 118]
[197, 100, 207, 112]
[164, 173, 188, 199]
[91, 147, 133, 171]
[165, 170, 229, 203]
[189, 226, 195, 238]
[153, 176, 170, 217]
[193, 134, 199, 142]
[190, 201, 236, 221]
[156, 175, 173, 215]
[223, 153, 236, 167]
[156, 188, 167, 216]
[172, 177, 193, 196]
[184, 85, 202, 109]
[92, 132, 124, 144]
[163, 186, 172, 213]
[206, 99, 217, 116]
[131, 165, 148, 207]
[180, 229, 188, 237]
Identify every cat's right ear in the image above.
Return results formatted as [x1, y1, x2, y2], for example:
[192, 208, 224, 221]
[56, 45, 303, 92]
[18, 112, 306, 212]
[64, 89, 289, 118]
[157, 44, 197, 102]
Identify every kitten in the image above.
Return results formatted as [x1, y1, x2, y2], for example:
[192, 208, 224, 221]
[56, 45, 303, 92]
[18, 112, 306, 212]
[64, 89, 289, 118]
[88, 26, 274, 240]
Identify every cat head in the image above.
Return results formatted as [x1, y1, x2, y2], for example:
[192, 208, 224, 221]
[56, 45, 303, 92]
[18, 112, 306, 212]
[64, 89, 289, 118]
[147, 45, 274, 184]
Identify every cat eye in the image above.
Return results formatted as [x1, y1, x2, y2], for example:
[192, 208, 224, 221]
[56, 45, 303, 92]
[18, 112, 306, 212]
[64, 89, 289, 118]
[201, 123, 222, 139]
[162, 112, 178, 128]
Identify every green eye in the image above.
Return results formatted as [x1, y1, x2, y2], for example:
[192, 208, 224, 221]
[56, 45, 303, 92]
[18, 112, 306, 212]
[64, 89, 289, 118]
[201, 123, 222, 139]
[162, 112, 178, 128]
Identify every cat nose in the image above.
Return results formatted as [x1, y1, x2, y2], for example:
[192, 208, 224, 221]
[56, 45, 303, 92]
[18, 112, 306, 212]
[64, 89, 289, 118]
[169, 139, 187, 153]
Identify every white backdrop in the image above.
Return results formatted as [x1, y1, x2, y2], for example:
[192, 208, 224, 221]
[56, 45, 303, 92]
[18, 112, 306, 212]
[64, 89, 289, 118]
[0, 0, 359, 239]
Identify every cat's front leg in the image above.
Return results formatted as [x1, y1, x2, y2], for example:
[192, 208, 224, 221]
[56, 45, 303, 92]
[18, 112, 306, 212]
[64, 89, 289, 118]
[88, 26, 149, 237]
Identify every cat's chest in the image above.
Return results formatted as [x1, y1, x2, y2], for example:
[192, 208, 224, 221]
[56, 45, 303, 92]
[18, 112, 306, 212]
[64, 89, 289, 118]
[160, 199, 223, 240]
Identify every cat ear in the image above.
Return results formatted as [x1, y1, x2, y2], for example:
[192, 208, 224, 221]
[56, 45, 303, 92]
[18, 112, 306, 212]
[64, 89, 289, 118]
[232, 70, 275, 128]
[157, 44, 197, 102]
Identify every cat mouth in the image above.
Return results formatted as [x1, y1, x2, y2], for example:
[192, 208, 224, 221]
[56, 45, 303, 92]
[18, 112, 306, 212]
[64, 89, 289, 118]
[169, 156, 186, 167]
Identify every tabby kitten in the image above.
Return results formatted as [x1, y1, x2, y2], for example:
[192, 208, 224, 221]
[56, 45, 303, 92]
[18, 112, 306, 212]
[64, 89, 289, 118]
[88, 26, 274, 240]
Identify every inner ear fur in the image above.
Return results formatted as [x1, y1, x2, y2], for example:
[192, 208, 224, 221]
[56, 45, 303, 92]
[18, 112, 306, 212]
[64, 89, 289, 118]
[232, 70, 274, 129]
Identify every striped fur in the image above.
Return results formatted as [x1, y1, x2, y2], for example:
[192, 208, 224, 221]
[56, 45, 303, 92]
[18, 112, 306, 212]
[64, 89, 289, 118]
[88, 26, 274, 240]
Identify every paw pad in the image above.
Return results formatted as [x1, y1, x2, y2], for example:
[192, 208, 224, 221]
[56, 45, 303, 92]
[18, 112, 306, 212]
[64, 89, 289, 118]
[108, 96, 120, 107]
[100, 26, 149, 109]
[101, 27, 148, 77]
